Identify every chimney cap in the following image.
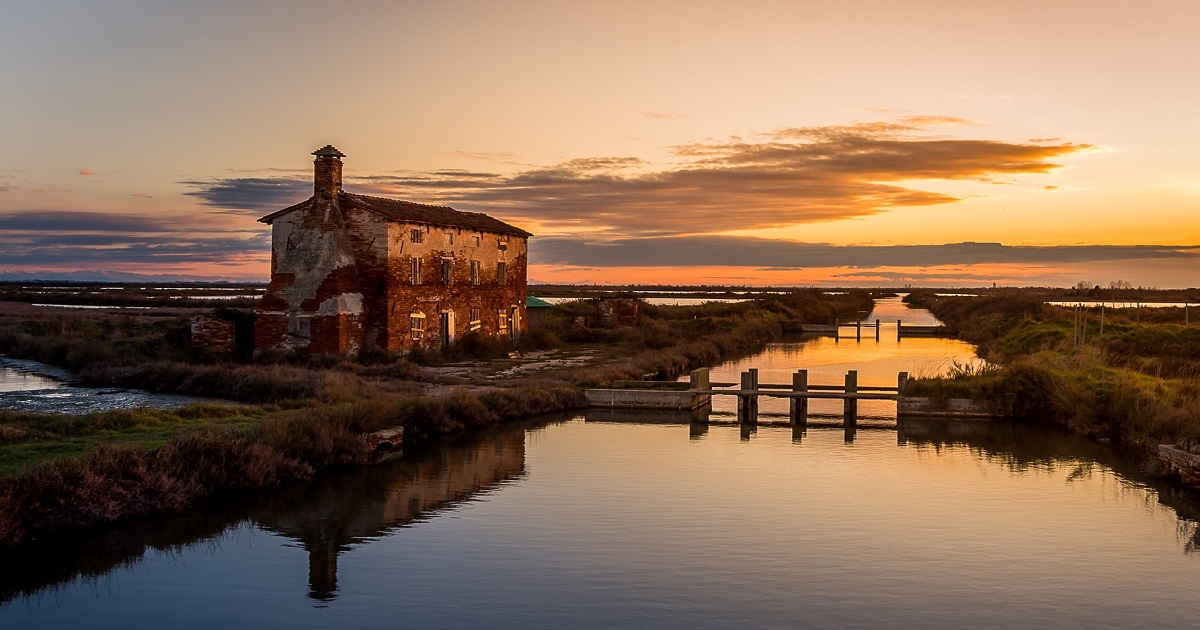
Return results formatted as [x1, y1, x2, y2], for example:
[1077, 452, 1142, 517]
[312, 145, 346, 158]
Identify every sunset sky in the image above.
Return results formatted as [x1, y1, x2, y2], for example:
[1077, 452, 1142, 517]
[2, 0, 1197, 287]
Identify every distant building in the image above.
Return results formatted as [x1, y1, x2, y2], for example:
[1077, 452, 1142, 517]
[525, 295, 553, 327]
[255, 145, 530, 356]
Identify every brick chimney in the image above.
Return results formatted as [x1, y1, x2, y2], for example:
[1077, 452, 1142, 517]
[312, 145, 345, 199]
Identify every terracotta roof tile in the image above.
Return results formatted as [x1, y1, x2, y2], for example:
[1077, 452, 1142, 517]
[257, 191, 531, 238]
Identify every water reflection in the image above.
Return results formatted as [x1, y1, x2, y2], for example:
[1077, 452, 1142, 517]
[4, 418, 1200, 628]
[0, 430, 527, 605]
[898, 417, 1200, 553]
[0, 357, 209, 413]
[693, 297, 983, 421]
[258, 432, 526, 601]
[0, 358, 71, 393]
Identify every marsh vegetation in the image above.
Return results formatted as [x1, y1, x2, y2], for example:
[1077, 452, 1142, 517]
[0, 287, 875, 545]
[903, 291, 1200, 449]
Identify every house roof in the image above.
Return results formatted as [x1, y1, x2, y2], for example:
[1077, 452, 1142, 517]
[258, 191, 532, 237]
[525, 296, 554, 308]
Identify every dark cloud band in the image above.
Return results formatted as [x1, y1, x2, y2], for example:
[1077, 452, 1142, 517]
[529, 236, 1200, 268]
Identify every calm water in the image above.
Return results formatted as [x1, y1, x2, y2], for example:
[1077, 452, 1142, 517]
[0, 357, 208, 413]
[2, 299, 1198, 628]
[693, 296, 983, 421]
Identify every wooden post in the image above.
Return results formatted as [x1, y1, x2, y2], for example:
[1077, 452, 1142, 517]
[1187, 303, 1190, 326]
[896, 319, 902, 341]
[737, 370, 749, 421]
[1075, 306, 1084, 345]
[875, 319, 880, 341]
[1100, 304, 1104, 337]
[834, 317, 840, 340]
[790, 369, 808, 427]
[844, 369, 858, 428]
[689, 368, 709, 392]
[749, 367, 759, 423]
[897, 371, 909, 396]
[856, 320, 862, 340]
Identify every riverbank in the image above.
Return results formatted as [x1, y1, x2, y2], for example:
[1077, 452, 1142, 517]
[0, 289, 876, 546]
[901, 292, 1200, 474]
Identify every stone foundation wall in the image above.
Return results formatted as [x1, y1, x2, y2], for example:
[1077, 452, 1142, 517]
[190, 316, 236, 357]
[1158, 444, 1200, 486]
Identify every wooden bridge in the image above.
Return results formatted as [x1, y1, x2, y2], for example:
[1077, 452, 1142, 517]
[586, 367, 909, 429]
[695, 367, 907, 428]
[794, 319, 949, 340]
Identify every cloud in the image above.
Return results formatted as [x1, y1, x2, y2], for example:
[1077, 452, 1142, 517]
[645, 110, 683, 119]
[528, 236, 1200, 268]
[182, 116, 1091, 237]
[896, 115, 975, 127]
[444, 150, 528, 166]
[0, 211, 175, 233]
[181, 177, 312, 212]
[0, 210, 268, 268]
[78, 168, 97, 176]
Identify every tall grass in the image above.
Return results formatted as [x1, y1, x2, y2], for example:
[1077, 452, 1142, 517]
[910, 294, 1200, 452]
[0, 415, 358, 546]
[0, 384, 585, 546]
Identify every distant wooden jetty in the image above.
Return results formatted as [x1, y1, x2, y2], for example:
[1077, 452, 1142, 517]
[791, 319, 950, 340]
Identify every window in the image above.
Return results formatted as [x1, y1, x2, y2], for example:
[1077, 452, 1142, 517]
[497, 236, 508, 251]
[498, 310, 508, 334]
[442, 259, 454, 285]
[472, 234, 481, 247]
[410, 257, 423, 285]
[446, 231, 454, 246]
[287, 315, 311, 340]
[410, 228, 424, 244]
[469, 260, 481, 285]
[469, 308, 481, 332]
[410, 311, 425, 340]
[496, 261, 506, 286]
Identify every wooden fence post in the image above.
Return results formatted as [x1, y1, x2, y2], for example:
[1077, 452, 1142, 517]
[844, 370, 858, 428]
[749, 368, 759, 423]
[737, 370, 749, 421]
[790, 369, 808, 427]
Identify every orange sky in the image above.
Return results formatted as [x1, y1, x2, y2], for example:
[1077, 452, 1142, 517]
[0, 1, 1197, 286]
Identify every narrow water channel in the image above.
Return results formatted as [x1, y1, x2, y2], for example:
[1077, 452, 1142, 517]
[0, 357, 207, 414]
[2, 299, 1198, 629]
[694, 296, 983, 421]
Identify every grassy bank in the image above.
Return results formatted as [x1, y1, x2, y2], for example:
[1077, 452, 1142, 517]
[0, 289, 873, 546]
[903, 292, 1200, 449]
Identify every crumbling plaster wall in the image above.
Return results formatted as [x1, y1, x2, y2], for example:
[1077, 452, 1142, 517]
[256, 198, 386, 355]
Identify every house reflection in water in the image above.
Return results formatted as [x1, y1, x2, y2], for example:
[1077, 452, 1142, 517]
[255, 432, 527, 600]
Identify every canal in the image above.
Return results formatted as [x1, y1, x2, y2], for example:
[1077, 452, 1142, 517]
[1, 298, 1197, 628]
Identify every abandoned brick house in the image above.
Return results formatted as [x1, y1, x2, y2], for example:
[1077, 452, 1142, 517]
[254, 145, 530, 356]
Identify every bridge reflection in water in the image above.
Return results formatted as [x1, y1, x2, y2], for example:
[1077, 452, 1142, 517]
[257, 432, 527, 600]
